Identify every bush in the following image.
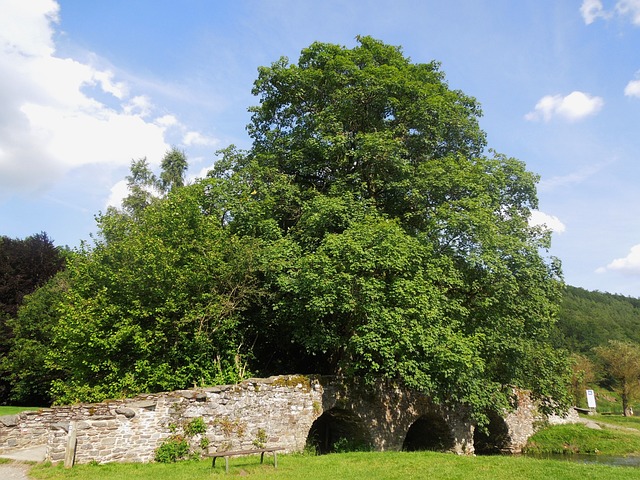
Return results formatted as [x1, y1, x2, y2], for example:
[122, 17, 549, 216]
[154, 435, 189, 463]
[154, 417, 209, 463]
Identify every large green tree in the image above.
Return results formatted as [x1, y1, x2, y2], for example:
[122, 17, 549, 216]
[215, 36, 568, 420]
[22, 37, 568, 418]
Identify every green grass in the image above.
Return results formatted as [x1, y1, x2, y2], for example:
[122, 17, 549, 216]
[525, 420, 640, 456]
[0, 406, 41, 415]
[22, 451, 640, 480]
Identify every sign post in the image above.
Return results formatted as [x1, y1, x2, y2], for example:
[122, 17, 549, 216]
[586, 389, 597, 412]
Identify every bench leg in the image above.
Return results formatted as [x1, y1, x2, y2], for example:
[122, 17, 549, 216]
[273, 451, 278, 469]
[260, 451, 265, 464]
[225, 456, 229, 474]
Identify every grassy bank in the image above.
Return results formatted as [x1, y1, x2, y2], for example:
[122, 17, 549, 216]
[525, 415, 640, 456]
[25, 451, 640, 480]
[0, 406, 40, 415]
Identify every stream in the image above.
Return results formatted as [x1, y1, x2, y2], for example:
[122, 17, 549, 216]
[523, 452, 640, 467]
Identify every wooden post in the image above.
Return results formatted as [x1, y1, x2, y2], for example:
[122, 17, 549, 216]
[64, 422, 77, 468]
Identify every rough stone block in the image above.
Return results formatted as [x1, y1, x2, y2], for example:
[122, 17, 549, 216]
[0, 415, 19, 427]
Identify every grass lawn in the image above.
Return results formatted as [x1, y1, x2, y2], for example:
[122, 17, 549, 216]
[524, 413, 640, 457]
[25, 451, 640, 480]
[0, 406, 41, 415]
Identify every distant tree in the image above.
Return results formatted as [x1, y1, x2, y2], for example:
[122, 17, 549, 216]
[159, 147, 188, 192]
[568, 353, 597, 407]
[0, 232, 66, 404]
[556, 286, 640, 354]
[1, 271, 70, 406]
[122, 147, 188, 218]
[595, 340, 640, 416]
[121, 157, 159, 218]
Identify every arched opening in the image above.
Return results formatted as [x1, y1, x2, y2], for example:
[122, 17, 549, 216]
[473, 411, 510, 454]
[402, 412, 454, 452]
[306, 408, 372, 454]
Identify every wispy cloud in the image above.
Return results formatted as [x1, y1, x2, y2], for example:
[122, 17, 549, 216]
[581, 0, 640, 25]
[525, 91, 604, 122]
[597, 244, 640, 275]
[539, 160, 613, 191]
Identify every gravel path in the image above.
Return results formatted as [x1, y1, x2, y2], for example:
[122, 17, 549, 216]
[0, 463, 29, 480]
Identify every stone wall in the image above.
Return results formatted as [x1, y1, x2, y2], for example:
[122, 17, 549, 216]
[502, 389, 579, 453]
[1, 375, 323, 464]
[0, 375, 576, 464]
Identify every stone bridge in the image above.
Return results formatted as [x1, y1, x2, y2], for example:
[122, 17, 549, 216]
[0, 375, 576, 464]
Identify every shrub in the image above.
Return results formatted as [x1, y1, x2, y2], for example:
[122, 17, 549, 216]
[154, 435, 189, 463]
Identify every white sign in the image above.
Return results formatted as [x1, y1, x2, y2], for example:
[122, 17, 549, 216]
[586, 389, 597, 409]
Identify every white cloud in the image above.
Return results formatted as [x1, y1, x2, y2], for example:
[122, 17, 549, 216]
[581, 0, 640, 25]
[625, 78, 640, 97]
[123, 95, 152, 117]
[155, 114, 179, 127]
[597, 244, 640, 274]
[581, 0, 610, 24]
[529, 210, 566, 234]
[525, 91, 604, 122]
[105, 179, 129, 209]
[0, 0, 59, 57]
[0, 0, 170, 197]
[183, 131, 219, 147]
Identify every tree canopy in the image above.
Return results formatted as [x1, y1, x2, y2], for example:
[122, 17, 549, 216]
[4, 37, 569, 421]
[213, 36, 568, 418]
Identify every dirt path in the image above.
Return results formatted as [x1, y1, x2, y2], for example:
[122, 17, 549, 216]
[0, 463, 29, 480]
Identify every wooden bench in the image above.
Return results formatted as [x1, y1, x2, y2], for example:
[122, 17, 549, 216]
[207, 447, 284, 473]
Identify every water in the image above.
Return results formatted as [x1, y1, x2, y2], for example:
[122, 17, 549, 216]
[523, 452, 640, 467]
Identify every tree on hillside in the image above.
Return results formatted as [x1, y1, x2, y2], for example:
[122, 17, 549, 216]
[556, 286, 640, 354]
[595, 340, 640, 416]
[213, 36, 569, 420]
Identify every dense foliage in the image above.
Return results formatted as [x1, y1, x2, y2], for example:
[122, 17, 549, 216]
[555, 285, 640, 353]
[213, 36, 568, 419]
[4, 38, 570, 421]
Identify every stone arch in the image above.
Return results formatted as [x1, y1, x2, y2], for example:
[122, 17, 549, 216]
[473, 410, 511, 454]
[306, 408, 372, 454]
[402, 412, 455, 452]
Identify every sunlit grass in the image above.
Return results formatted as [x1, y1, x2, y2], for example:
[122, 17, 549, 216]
[525, 421, 640, 456]
[25, 451, 640, 480]
[0, 406, 41, 415]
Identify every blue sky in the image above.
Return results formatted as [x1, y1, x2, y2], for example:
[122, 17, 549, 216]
[2, 0, 640, 296]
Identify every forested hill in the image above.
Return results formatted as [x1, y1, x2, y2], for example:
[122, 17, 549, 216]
[556, 285, 640, 354]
